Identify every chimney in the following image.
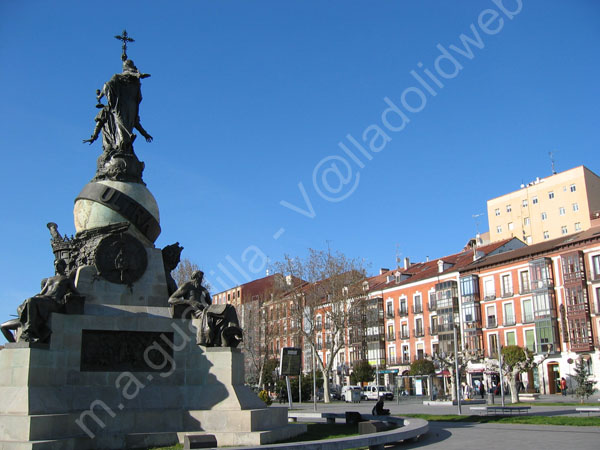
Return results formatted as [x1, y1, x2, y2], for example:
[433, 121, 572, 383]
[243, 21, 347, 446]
[266, 269, 270, 276]
[379, 268, 390, 275]
[403, 257, 410, 270]
[438, 260, 444, 273]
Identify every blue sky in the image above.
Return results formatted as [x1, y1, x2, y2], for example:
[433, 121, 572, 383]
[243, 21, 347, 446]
[1, 0, 600, 339]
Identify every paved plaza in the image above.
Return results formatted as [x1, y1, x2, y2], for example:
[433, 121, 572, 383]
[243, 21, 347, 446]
[288, 395, 600, 450]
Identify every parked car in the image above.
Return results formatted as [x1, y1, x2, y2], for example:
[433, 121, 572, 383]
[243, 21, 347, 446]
[362, 385, 394, 401]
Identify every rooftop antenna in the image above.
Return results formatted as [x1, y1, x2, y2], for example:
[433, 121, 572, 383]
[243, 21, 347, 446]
[472, 213, 483, 236]
[395, 244, 402, 269]
[549, 151, 557, 175]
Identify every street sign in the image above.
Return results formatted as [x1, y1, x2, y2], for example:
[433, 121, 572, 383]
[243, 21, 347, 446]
[279, 347, 302, 376]
[379, 369, 399, 374]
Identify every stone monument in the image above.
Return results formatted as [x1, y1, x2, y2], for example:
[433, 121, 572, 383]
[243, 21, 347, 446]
[0, 31, 304, 449]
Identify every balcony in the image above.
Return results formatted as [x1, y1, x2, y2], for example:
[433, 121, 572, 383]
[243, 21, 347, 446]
[428, 300, 437, 311]
[566, 303, 590, 317]
[563, 271, 585, 284]
[523, 313, 534, 323]
[501, 290, 514, 298]
[412, 305, 423, 314]
[531, 280, 554, 290]
[413, 328, 425, 338]
[366, 334, 384, 343]
[503, 315, 516, 326]
[399, 330, 410, 340]
[398, 307, 409, 317]
[401, 357, 411, 365]
[570, 336, 594, 352]
[428, 325, 438, 335]
[519, 286, 531, 295]
[487, 317, 497, 328]
[386, 332, 396, 341]
[483, 294, 496, 301]
[387, 356, 397, 365]
[386, 310, 395, 319]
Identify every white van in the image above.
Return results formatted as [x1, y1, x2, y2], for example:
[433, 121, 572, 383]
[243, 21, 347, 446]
[362, 385, 394, 401]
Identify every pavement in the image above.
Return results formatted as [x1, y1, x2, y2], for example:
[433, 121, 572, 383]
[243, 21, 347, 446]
[286, 395, 600, 450]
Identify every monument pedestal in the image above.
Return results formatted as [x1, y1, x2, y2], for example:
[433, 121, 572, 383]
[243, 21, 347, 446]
[0, 269, 305, 449]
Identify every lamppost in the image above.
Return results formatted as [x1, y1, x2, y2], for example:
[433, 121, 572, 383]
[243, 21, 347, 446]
[453, 325, 461, 415]
[496, 336, 505, 407]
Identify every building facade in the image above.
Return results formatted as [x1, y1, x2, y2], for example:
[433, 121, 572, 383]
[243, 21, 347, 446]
[487, 166, 600, 245]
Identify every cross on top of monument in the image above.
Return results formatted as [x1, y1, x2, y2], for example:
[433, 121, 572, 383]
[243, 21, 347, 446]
[114, 29, 135, 61]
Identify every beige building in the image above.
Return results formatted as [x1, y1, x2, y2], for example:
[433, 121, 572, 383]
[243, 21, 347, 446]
[487, 166, 600, 245]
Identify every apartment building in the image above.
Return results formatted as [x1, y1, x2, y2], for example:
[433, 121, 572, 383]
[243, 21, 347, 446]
[487, 166, 600, 245]
[365, 239, 525, 387]
[461, 226, 600, 393]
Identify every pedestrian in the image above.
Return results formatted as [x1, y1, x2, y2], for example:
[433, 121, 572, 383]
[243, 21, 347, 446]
[432, 385, 438, 401]
[560, 377, 567, 396]
[372, 397, 390, 416]
[479, 381, 485, 399]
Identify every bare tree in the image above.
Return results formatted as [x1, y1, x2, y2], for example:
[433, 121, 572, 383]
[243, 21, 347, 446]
[172, 258, 211, 292]
[433, 349, 482, 401]
[272, 248, 367, 403]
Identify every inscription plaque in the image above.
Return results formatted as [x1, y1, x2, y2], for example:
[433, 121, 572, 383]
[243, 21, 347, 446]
[80, 330, 174, 372]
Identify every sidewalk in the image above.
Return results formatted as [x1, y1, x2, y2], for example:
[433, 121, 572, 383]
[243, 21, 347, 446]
[287, 393, 600, 417]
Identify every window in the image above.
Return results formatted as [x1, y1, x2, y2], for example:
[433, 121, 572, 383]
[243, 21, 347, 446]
[570, 184, 576, 192]
[489, 333, 498, 358]
[483, 278, 495, 300]
[575, 222, 581, 231]
[508, 222, 514, 231]
[524, 217, 530, 226]
[503, 302, 515, 325]
[561, 226, 568, 235]
[522, 298, 534, 322]
[543, 231, 550, 239]
[541, 212, 547, 221]
[401, 323, 409, 339]
[506, 331, 516, 346]
[415, 318, 424, 337]
[592, 255, 600, 279]
[522, 199, 528, 207]
[486, 305, 496, 328]
[506, 204, 512, 213]
[501, 274, 513, 297]
[559, 207, 565, 216]
[573, 203, 579, 212]
[525, 329, 535, 352]
[495, 208, 500, 216]
[548, 191, 554, 199]
[519, 271, 531, 294]
[386, 301, 394, 318]
[413, 294, 423, 314]
[387, 324, 395, 341]
[496, 225, 502, 234]
[532, 196, 538, 205]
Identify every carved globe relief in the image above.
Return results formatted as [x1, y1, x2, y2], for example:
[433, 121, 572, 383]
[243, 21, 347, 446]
[74, 180, 160, 246]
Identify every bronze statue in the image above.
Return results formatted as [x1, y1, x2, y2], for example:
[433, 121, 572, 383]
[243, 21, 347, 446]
[4, 260, 83, 343]
[83, 30, 152, 183]
[168, 271, 242, 348]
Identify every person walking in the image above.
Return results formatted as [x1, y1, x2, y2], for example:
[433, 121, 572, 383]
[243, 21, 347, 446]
[560, 377, 567, 396]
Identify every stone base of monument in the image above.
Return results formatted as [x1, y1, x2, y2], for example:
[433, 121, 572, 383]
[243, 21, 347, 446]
[0, 268, 306, 449]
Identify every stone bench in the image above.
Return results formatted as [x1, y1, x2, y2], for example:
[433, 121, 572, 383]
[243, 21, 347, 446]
[288, 412, 339, 424]
[519, 393, 540, 401]
[469, 406, 487, 415]
[576, 407, 600, 416]
[209, 416, 428, 450]
[485, 406, 531, 416]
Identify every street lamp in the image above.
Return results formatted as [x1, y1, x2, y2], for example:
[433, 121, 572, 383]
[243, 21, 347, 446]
[453, 325, 461, 415]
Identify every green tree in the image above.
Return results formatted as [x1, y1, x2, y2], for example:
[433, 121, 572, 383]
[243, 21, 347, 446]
[573, 359, 596, 403]
[350, 360, 375, 385]
[409, 359, 435, 376]
[262, 358, 279, 390]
